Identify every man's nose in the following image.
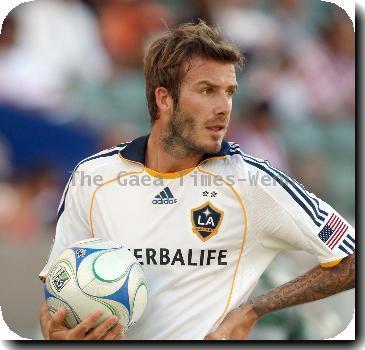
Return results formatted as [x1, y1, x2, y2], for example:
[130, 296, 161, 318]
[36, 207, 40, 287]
[213, 92, 231, 116]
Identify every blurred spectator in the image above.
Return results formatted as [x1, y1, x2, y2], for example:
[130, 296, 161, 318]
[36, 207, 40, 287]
[79, 0, 101, 15]
[228, 101, 290, 172]
[0, 13, 64, 109]
[0, 165, 59, 243]
[292, 10, 355, 120]
[98, 0, 173, 69]
[237, 9, 354, 123]
[187, 0, 215, 24]
[210, 0, 282, 54]
[0, 13, 16, 51]
[98, 123, 137, 150]
[1, 0, 111, 111]
[16, 0, 110, 82]
[67, 0, 174, 133]
[175, 0, 215, 25]
[291, 152, 329, 199]
[270, 0, 309, 40]
[266, 0, 320, 46]
[269, 54, 311, 122]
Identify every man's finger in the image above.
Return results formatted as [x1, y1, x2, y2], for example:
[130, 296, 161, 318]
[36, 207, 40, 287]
[71, 309, 104, 337]
[49, 308, 67, 328]
[102, 323, 125, 340]
[204, 332, 215, 340]
[85, 315, 119, 340]
[40, 301, 52, 327]
[204, 332, 227, 340]
[40, 301, 49, 314]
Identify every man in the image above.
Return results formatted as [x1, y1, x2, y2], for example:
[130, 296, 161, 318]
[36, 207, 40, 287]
[39, 21, 355, 340]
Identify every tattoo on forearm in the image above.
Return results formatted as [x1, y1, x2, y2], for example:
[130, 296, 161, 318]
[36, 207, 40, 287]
[249, 254, 355, 317]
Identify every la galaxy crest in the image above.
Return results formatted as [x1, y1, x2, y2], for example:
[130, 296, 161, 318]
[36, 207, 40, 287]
[191, 201, 224, 242]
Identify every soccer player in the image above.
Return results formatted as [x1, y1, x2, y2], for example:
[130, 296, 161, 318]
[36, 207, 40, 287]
[39, 21, 355, 340]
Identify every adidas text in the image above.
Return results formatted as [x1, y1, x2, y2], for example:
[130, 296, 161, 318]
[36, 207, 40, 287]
[152, 198, 178, 205]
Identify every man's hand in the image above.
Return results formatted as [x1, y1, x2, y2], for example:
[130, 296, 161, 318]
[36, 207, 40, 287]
[40, 301, 125, 340]
[204, 304, 259, 340]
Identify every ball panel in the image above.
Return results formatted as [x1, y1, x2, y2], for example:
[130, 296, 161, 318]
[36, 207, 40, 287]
[129, 284, 148, 325]
[94, 298, 130, 328]
[93, 248, 137, 282]
[80, 274, 128, 298]
[76, 251, 104, 289]
[128, 264, 147, 309]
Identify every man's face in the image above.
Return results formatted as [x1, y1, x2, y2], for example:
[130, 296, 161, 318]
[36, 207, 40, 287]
[164, 57, 237, 156]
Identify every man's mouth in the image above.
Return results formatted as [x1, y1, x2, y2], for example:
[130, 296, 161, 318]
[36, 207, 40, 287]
[206, 125, 225, 132]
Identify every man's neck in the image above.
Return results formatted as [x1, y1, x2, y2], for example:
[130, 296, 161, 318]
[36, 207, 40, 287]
[145, 130, 203, 173]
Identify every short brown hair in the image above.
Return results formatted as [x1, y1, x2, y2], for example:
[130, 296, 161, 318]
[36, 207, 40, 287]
[143, 20, 244, 123]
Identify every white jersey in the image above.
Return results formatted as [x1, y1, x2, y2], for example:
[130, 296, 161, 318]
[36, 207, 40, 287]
[39, 135, 355, 340]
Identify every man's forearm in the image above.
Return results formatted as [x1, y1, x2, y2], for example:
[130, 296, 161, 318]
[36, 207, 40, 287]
[248, 254, 355, 317]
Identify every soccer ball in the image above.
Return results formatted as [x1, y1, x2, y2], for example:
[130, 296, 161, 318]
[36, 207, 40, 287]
[44, 238, 148, 332]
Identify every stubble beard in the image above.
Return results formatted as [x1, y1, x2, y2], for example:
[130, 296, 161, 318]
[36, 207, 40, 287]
[161, 105, 217, 160]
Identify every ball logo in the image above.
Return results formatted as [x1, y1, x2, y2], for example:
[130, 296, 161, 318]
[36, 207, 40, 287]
[191, 201, 224, 242]
[76, 249, 86, 258]
[52, 267, 71, 292]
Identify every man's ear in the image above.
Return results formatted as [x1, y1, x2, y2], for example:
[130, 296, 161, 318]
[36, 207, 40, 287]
[155, 87, 173, 118]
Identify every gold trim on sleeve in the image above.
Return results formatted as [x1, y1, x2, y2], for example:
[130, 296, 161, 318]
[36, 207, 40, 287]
[320, 259, 343, 268]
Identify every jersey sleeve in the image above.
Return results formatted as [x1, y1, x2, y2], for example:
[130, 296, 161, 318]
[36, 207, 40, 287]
[39, 167, 91, 280]
[245, 159, 355, 267]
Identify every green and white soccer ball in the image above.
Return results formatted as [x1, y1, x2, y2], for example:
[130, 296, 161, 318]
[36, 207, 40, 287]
[44, 238, 148, 333]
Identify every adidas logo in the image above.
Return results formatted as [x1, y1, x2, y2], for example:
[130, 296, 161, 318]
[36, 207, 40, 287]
[152, 187, 178, 205]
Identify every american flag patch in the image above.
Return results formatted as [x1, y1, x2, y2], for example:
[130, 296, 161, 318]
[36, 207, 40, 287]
[318, 213, 349, 250]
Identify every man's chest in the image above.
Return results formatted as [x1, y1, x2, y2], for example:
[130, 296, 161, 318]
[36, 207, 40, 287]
[87, 174, 251, 303]
[90, 175, 248, 262]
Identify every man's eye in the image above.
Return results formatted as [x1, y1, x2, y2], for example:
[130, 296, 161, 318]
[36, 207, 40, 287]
[226, 90, 236, 97]
[202, 88, 212, 95]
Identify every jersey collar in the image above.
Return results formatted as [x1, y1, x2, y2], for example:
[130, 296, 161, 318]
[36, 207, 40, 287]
[119, 135, 230, 166]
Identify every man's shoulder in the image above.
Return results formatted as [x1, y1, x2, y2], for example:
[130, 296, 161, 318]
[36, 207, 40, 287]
[221, 141, 266, 168]
[225, 141, 281, 168]
[73, 142, 130, 177]
[210, 141, 285, 184]
[201, 141, 260, 179]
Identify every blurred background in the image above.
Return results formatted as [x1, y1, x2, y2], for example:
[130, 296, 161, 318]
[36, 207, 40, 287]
[0, 0, 355, 340]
